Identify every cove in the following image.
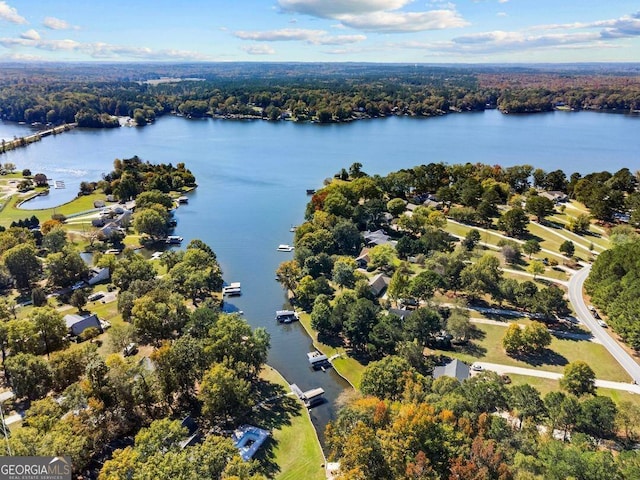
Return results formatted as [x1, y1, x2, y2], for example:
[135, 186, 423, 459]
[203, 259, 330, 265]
[3, 109, 639, 445]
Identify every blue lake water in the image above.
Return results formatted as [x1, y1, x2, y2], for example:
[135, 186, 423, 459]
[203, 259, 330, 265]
[2, 109, 639, 444]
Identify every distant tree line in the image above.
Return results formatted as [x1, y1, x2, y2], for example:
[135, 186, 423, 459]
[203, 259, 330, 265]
[1, 64, 639, 127]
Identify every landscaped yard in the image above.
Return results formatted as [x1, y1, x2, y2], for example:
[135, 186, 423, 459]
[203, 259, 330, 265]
[298, 312, 364, 389]
[429, 323, 631, 383]
[256, 367, 325, 480]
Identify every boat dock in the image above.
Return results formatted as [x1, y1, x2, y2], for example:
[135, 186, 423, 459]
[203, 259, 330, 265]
[308, 351, 331, 370]
[223, 282, 242, 296]
[290, 384, 325, 408]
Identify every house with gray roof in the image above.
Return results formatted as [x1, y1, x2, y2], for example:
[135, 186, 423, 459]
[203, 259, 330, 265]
[64, 313, 102, 337]
[432, 359, 470, 383]
[369, 273, 391, 297]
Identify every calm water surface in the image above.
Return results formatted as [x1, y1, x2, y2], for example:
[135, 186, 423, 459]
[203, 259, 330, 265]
[2, 110, 639, 444]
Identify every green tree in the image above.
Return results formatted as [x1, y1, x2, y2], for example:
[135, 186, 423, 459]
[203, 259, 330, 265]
[404, 307, 442, 346]
[461, 253, 503, 299]
[509, 384, 545, 428]
[112, 252, 156, 291]
[387, 198, 407, 216]
[332, 257, 357, 289]
[521, 321, 552, 353]
[6, 319, 41, 355]
[502, 323, 524, 355]
[3, 243, 41, 289]
[133, 208, 169, 240]
[131, 289, 189, 343]
[409, 270, 443, 303]
[559, 240, 575, 257]
[462, 229, 481, 251]
[310, 294, 333, 336]
[526, 259, 545, 279]
[5, 353, 53, 400]
[29, 307, 67, 356]
[526, 195, 555, 222]
[70, 288, 88, 311]
[577, 395, 617, 439]
[368, 244, 396, 271]
[344, 298, 379, 351]
[497, 207, 529, 237]
[567, 213, 591, 234]
[446, 308, 472, 343]
[46, 246, 89, 288]
[360, 356, 415, 400]
[523, 239, 541, 259]
[135, 190, 174, 210]
[276, 259, 302, 292]
[199, 363, 252, 425]
[42, 227, 67, 253]
[387, 263, 410, 303]
[560, 361, 596, 396]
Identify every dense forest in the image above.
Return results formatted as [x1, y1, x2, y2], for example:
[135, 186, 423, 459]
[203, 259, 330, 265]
[586, 239, 640, 349]
[0, 63, 639, 127]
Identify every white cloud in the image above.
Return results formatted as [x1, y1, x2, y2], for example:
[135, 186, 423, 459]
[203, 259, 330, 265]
[338, 9, 469, 32]
[497, 12, 507, 17]
[498, 0, 509, 3]
[43, 16, 78, 30]
[0, 36, 212, 60]
[234, 28, 366, 45]
[20, 29, 40, 41]
[278, 0, 468, 33]
[0, 1, 26, 24]
[241, 44, 276, 55]
[278, 0, 410, 18]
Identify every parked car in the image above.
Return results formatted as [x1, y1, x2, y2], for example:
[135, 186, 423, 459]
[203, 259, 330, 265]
[471, 363, 483, 371]
[123, 343, 138, 357]
[88, 292, 104, 302]
[597, 320, 608, 328]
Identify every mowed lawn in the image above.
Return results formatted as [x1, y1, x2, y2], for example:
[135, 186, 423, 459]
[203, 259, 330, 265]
[257, 367, 326, 480]
[298, 312, 364, 389]
[429, 323, 630, 383]
[507, 374, 640, 406]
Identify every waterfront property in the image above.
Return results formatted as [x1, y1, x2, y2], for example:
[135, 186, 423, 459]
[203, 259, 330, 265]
[232, 425, 269, 461]
[276, 310, 299, 323]
[307, 351, 330, 370]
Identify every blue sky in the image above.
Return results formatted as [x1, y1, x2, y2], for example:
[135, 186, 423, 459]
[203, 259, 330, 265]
[1, 0, 639, 62]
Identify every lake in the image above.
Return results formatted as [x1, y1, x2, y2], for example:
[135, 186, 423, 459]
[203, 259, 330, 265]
[2, 109, 639, 444]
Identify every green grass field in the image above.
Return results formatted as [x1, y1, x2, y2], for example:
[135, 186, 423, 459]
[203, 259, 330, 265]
[430, 323, 630, 382]
[298, 312, 364, 389]
[257, 367, 326, 480]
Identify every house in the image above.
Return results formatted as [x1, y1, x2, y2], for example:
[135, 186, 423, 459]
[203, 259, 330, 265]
[363, 229, 393, 247]
[432, 359, 470, 383]
[540, 191, 568, 203]
[64, 313, 103, 337]
[93, 200, 106, 208]
[355, 247, 370, 268]
[233, 425, 269, 461]
[179, 416, 202, 449]
[369, 273, 391, 297]
[388, 308, 416, 321]
[87, 267, 110, 286]
[406, 203, 419, 212]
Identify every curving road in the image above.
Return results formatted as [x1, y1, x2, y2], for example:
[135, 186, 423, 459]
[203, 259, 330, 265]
[568, 264, 640, 383]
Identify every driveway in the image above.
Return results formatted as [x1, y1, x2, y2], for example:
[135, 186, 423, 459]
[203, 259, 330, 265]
[473, 361, 640, 394]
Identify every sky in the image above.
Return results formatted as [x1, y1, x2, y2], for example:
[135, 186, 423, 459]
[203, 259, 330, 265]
[0, 0, 639, 63]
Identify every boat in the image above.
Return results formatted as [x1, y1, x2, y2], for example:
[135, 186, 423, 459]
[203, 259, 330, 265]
[289, 225, 297, 232]
[277, 244, 294, 252]
[104, 248, 122, 255]
[222, 282, 242, 296]
[150, 252, 163, 260]
[177, 196, 189, 204]
[276, 310, 299, 323]
[306, 189, 316, 195]
[307, 351, 330, 370]
[166, 235, 183, 244]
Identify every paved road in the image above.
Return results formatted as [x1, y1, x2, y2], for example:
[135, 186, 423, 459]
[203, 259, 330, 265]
[568, 264, 640, 383]
[474, 361, 640, 394]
